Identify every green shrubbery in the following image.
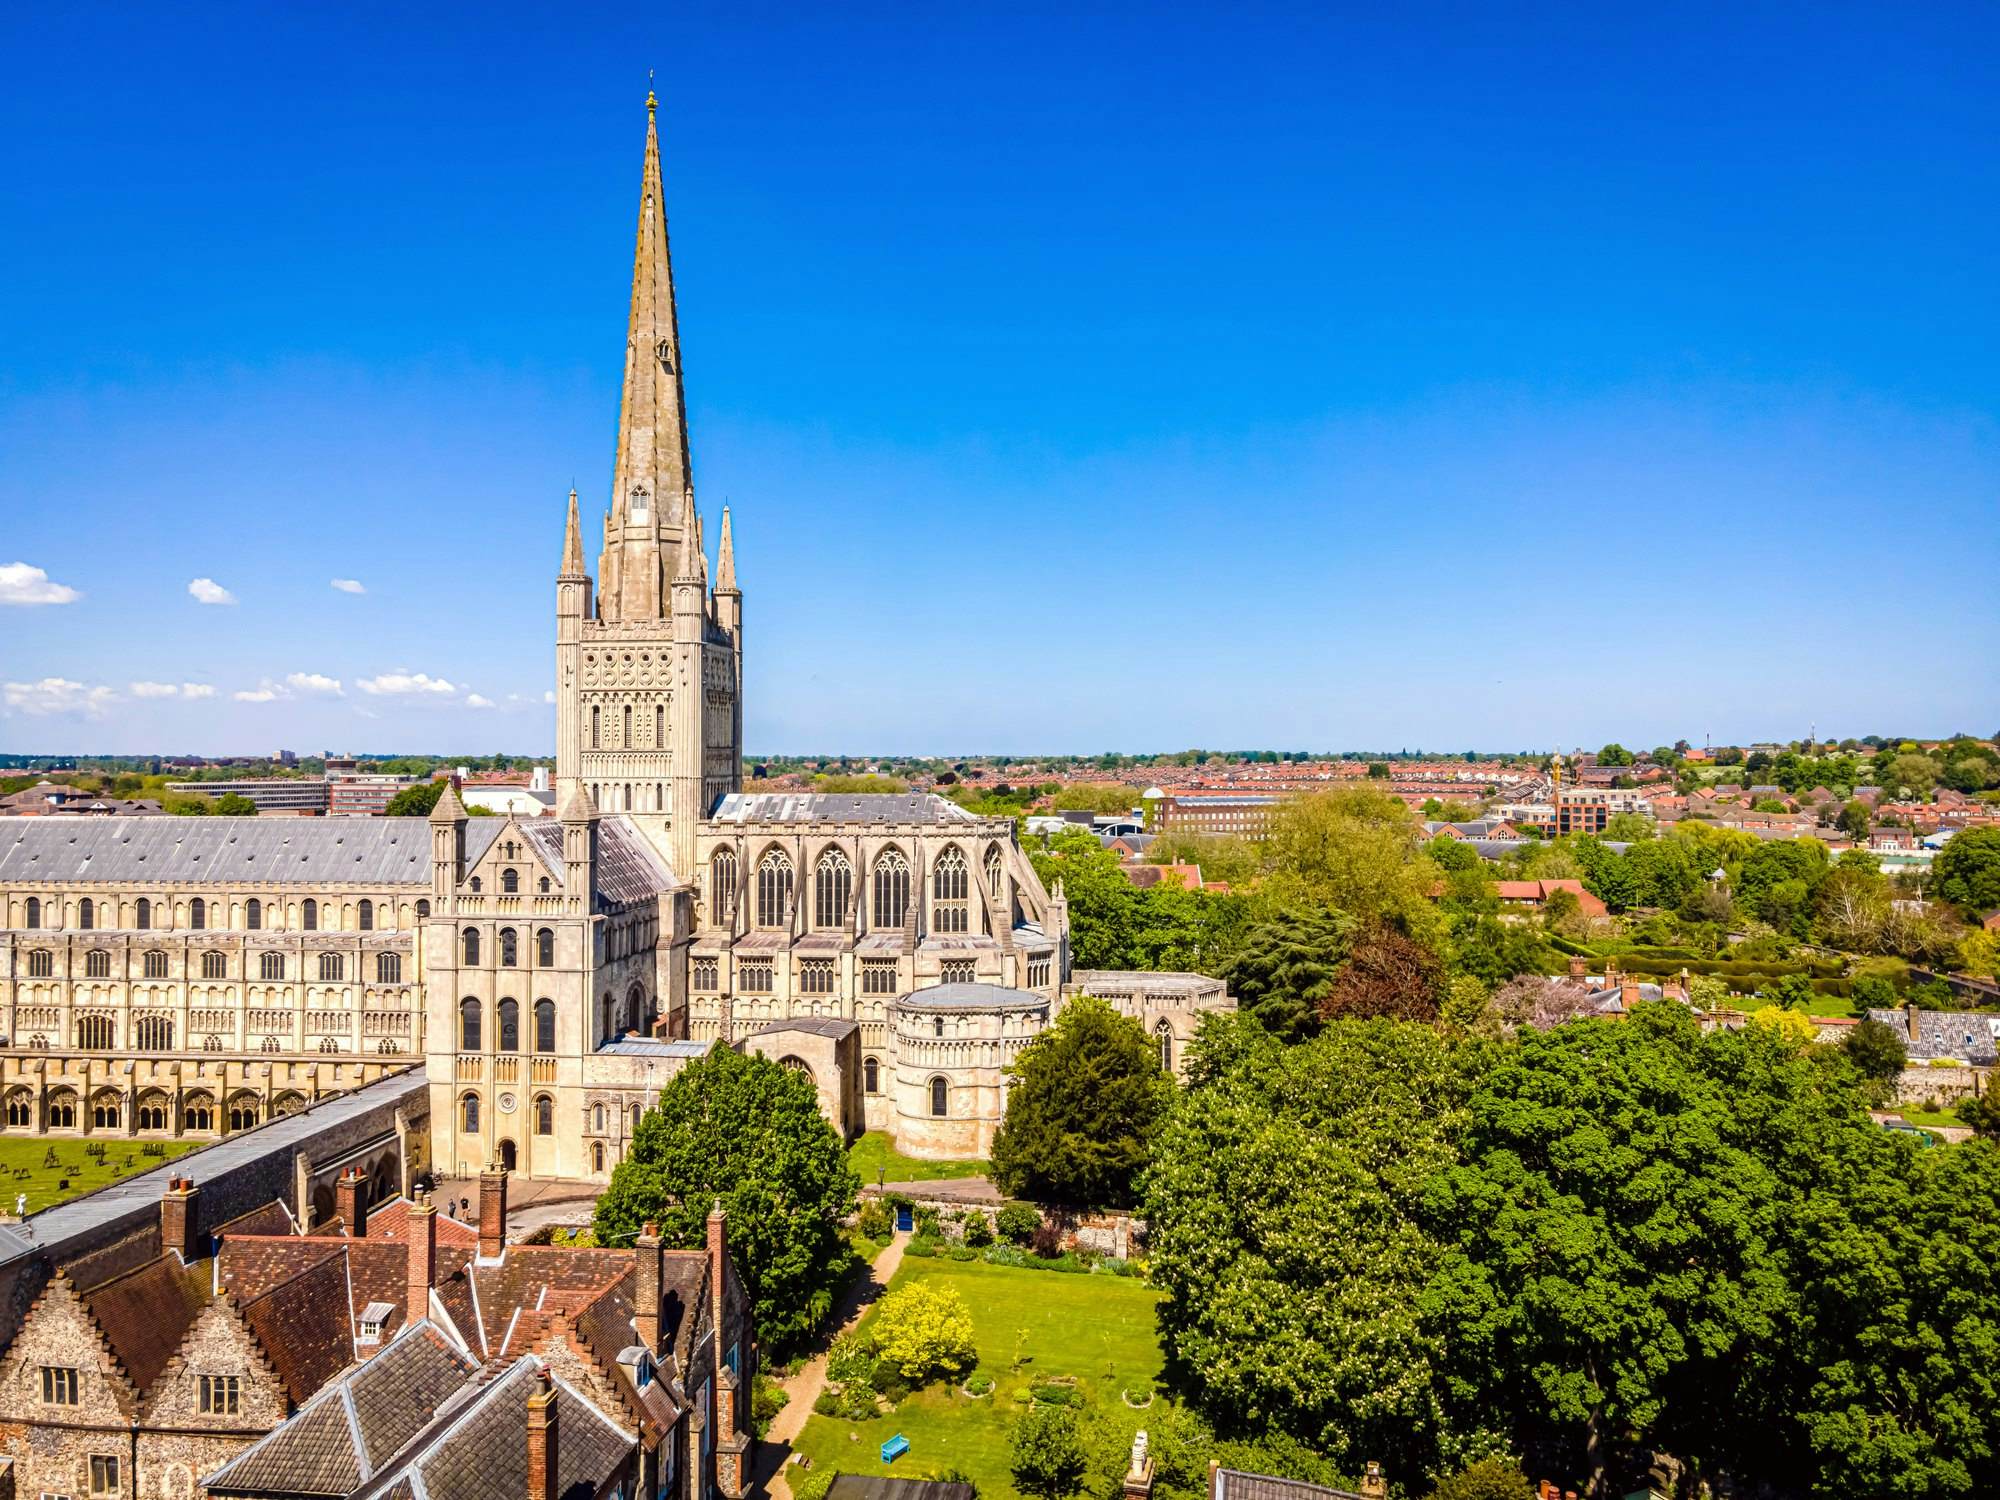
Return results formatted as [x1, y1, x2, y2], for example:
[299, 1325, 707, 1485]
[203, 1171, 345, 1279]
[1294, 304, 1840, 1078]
[997, 1203, 1041, 1244]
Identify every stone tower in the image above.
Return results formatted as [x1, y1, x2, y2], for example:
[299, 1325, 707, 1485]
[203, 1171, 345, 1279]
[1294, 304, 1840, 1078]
[556, 91, 743, 876]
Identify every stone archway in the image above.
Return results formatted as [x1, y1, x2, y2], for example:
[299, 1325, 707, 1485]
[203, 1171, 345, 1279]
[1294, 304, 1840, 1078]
[498, 1138, 518, 1172]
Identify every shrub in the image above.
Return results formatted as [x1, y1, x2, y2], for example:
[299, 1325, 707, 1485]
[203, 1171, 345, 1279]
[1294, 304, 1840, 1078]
[826, 1331, 874, 1385]
[1029, 1381, 1081, 1406]
[750, 1373, 788, 1437]
[983, 1244, 1030, 1267]
[997, 1203, 1041, 1245]
[793, 1469, 836, 1500]
[963, 1213, 994, 1248]
[836, 1383, 880, 1420]
[948, 1245, 978, 1261]
[857, 1198, 895, 1240]
[915, 1204, 943, 1237]
[965, 1374, 996, 1396]
[812, 1391, 840, 1416]
[905, 1235, 943, 1258]
[871, 1279, 978, 1383]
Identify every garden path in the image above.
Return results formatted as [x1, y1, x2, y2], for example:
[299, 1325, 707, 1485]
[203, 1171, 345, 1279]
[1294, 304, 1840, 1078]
[753, 1231, 909, 1500]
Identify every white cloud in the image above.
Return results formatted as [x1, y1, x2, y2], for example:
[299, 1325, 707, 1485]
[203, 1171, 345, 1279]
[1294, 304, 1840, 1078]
[3, 678, 116, 717]
[285, 672, 344, 697]
[543, 689, 556, 704]
[130, 681, 180, 698]
[358, 671, 456, 697]
[464, 693, 495, 709]
[181, 683, 216, 700]
[0, 563, 82, 607]
[330, 578, 366, 594]
[233, 684, 281, 703]
[188, 578, 236, 606]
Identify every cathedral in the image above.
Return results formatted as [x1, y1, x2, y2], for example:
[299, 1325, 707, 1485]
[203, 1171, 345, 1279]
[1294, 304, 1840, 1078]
[0, 97, 1231, 1186]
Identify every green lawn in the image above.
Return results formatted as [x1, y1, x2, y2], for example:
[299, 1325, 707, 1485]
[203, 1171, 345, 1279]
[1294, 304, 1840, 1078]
[790, 1257, 1165, 1498]
[0, 1137, 200, 1216]
[848, 1131, 989, 1185]
[1898, 1108, 1963, 1129]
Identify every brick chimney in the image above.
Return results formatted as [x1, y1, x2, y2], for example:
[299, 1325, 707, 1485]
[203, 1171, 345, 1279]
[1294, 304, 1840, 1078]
[160, 1176, 199, 1262]
[1567, 955, 1588, 980]
[526, 1365, 559, 1500]
[1620, 980, 1642, 1010]
[479, 1159, 508, 1261]
[1906, 1001, 1921, 1042]
[408, 1190, 437, 1322]
[634, 1221, 662, 1352]
[1121, 1431, 1154, 1500]
[335, 1166, 368, 1238]
[1359, 1463, 1387, 1500]
[707, 1200, 728, 1365]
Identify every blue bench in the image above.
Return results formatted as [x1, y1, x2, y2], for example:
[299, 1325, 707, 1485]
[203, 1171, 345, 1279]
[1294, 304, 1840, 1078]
[881, 1434, 910, 1464]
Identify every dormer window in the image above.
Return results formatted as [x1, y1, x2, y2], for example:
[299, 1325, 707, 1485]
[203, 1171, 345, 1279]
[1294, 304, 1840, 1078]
[358, 1301, 394, 1344]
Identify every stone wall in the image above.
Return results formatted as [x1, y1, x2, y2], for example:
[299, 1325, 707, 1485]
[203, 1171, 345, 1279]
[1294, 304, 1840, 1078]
[1894, 1063, 1986, 1108]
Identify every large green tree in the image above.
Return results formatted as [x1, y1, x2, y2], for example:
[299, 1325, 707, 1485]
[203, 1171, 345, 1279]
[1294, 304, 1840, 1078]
[594, 1046, 858, 1349]
[1935, 827, 2000, 915]
[991, 995, 1173, 1208]
[1144, 1016, 1474, 1478]
[1218, 907, 1354, 1041]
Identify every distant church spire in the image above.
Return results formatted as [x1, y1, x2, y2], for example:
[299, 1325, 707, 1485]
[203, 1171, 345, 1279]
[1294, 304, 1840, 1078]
[609, 89, 694, 538]
[715, 505, 737, 592]
[561, 487, 586, 577]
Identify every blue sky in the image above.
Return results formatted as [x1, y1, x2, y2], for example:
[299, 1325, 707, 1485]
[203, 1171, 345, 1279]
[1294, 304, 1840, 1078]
[2, 2, 1995, 758]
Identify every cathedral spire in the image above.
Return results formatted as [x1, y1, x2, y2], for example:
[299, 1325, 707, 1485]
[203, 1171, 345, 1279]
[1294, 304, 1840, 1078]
[675, 495, 703, 583]
[609, 90, 694, 535]
[561, 488, 585, 577]
[715, 505, 737, 592]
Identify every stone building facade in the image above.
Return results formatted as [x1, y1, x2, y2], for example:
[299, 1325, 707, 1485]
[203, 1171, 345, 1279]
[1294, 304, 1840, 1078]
[0, 96, 1232, 1180]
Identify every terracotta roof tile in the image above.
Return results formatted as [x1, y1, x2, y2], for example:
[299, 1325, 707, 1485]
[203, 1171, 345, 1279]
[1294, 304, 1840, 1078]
[77, 1256, 211, 1396]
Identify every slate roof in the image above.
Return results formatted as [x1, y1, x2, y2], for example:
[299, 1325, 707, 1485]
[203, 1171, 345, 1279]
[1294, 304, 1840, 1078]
[893, 982, 1048, 1012]
[0, 816, 433, 885]
[203, 1323, 480, 1498]
[1866, 1007, 2000, 1065]
[404, 1358, 633, 1500]
[592, 817, 679, 902]
[827, 1478, 977, 1500]
[751, 1017, 858, 1041]
[707, 791, 980, 825]
[1212, 1469, 1368, 1500]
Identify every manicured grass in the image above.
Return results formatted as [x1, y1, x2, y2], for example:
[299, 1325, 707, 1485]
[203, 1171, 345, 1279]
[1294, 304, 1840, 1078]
[848, 1130, 989, 1185]
[790, 1256, 1164, 1498]
[1898, 1108, 1963, 1129]
[0, 1137, 200, 1216]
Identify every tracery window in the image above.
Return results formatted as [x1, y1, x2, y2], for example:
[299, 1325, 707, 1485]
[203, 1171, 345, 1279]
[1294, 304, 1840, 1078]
[318, 953, 343, 982]
[84, 950, 111, 979]
[203, 950, 227, 980]
[260, 952, 284, 981]
[814, 850, 851, 929]
[711, 850, 738, 919]
[873, 850, 910, 930]
[862, 961, 898, 994]
[692, 957, 718, 991]
[799, 959, 836, 995]
[932, 848, 969, 933]
[143, 950, 168, 979]
[377, 953, 402, 984]
[756, 852, 793, 928]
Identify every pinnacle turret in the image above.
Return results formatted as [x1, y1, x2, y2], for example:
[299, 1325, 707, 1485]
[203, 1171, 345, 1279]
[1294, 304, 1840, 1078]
[561, 488, 586, 577]
[715, 505, 737, 592]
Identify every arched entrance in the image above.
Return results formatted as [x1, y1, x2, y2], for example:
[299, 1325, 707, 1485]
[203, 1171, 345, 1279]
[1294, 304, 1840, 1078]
[498, 1138, 517, 1172]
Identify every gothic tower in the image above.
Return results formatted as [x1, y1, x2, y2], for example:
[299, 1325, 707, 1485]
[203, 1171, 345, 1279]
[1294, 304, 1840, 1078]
[556, 92, 743, 876]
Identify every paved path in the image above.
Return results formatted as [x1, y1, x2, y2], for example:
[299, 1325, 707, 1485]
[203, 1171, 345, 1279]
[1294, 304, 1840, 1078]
[753, 1232, 909, 1500]
[879, 1176, 1000, 1204]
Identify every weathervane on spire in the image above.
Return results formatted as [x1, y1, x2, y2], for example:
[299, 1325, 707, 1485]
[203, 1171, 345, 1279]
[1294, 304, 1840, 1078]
[647, 69, 657, 113]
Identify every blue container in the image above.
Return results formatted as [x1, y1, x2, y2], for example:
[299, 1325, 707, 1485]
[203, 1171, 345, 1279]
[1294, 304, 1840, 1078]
[881, 1434, 910, 1464]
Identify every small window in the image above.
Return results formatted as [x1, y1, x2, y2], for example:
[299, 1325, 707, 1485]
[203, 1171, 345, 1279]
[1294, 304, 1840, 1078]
[141, 949, 167, 979]
[864, 1056, 880, 1094]
[538, 876, 551, 893]
[535, 998, 556, 1053]
[535, 1094, 554, 1135]
[89, 1455, 119, 1495]
[377, 953, 402, 984]
[461, 1093, 480, 1132]
[84, 950, 111, 979]
[416, 899, 431, 919]
[358, 898, 374, 931]
[500, 928, 518, 967]
[536, 927, 555, 966]
[302, 898, 318, 931]
[27, 950, 53, 978]
[23, 896, 39, 930]
[318, 953, 343, 982]
[246, 898, 262, 931]
[41, 1366, 79, 1405]
[930, 1076, 948, 1117]
[198, 1373, 241, 1415]
[202, 950, 227, 980]
[462, 928, 480, 966]
[592, 1102, 606, 1132]
[460, 998, 482, 1051]
[260, 952, 284, 981]
[190, 896, 206, 930]
[469, 876, 481, 893]
[135, 896, 152, 931]
[78, 897, 94, 930]
[502, 868, 519, 894]
[592, 1141, 605, 1172]
[498, 998, 520, 1052]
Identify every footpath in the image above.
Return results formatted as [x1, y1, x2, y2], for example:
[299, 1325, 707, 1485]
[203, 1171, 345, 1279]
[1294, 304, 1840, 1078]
[753, 1231, 909, 1500]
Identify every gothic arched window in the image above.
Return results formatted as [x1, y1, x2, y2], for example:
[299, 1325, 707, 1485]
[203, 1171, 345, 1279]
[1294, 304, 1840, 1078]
[143, 950, 168, 979]
[84, 950, 111, 979]
[756, 852, 793, 928]
[873, 850, 909, 930]
[933, 848, 969, 933]
[535, 998, 556, 1053]
[260, 952, 284, 981]
[814, 850, 852, 929]
[377, 952, 402, 983]
[711, 850, 738, 918]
